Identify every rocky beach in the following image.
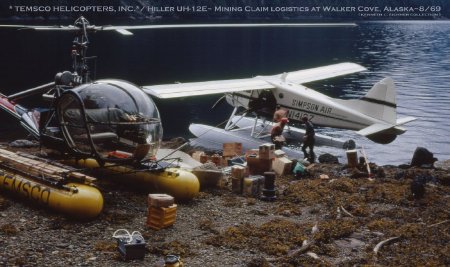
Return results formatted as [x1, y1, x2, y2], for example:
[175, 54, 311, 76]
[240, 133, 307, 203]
[0, 141, 449, 266]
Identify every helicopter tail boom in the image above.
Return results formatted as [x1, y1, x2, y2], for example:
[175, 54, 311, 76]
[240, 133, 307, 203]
[0, 94, 40, 138]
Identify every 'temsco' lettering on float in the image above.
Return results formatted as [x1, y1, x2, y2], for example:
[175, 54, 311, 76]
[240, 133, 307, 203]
[0, 171, 51, 205]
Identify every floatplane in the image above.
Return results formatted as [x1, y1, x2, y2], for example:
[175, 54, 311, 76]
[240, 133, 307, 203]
[144, 63, 416, 156]
[0, 16, 359, 217]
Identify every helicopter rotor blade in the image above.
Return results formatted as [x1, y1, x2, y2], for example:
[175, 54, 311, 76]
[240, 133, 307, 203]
[0, 25, 81, 31]
[0, 22, 356, 34]
[102, 22, 357, 32]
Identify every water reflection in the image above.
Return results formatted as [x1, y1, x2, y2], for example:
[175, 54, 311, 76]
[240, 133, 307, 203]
[0, 21, 449, 165]
[334, 21, 450, 164]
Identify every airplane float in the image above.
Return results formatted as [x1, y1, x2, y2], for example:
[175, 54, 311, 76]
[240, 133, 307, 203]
[0, 16, 362, 218]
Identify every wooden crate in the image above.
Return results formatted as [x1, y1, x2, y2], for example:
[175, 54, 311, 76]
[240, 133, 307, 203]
[148, 194, 174, 208]
[245, 149, 259, 158]
[259, 143, 275, 160]
[247, 157, 272, 175]
[147, 204, 177, 230]
[223, 143, 243, 157]
[231, 165, 246, 179]
[210, 154, 222, 166]
[191, 151, 205, 163]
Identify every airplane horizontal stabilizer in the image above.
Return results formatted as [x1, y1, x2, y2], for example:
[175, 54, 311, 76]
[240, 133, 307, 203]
[396, 116, 416, 125]
[357, 119, 412, 137]
[356, 123, 394, 137]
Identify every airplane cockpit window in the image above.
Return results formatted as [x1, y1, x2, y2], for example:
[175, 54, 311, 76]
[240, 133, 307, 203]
[57, 80, 163, 162]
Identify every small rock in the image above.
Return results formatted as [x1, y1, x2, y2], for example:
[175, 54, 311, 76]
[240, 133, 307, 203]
[334, 238, 365, 249]
[411, 175, 426, 199]
[411, 147, 437, 167]
[434, 159, 450, 171]
[280, 210, 292, 217]
[372, 231, 385, 237]
[318, 153, 339, 164]
[349, 238, 365, 247]
[56, 243, 69, 248]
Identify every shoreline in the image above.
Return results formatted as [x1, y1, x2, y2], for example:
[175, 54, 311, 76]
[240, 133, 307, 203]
[0, 140, 449, 266]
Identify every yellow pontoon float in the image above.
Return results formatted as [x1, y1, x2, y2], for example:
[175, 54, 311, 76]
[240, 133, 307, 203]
[0, 149, 103, 219]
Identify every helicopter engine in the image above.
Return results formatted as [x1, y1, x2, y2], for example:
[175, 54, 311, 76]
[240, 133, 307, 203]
[55, 79, 163, 163]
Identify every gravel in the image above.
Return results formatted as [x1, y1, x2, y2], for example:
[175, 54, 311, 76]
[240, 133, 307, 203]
[0, 144, 449, 266]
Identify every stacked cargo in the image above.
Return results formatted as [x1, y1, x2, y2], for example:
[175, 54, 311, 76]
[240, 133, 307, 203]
[231, 165, 246, 194]
[272, 149, 293, 176]
[191, 142, 243, 168]
[246, 143, 275, 175]
[147, 194, 177, 230]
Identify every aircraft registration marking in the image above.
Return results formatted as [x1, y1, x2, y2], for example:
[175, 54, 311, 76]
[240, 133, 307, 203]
[287, 110, 314, 121]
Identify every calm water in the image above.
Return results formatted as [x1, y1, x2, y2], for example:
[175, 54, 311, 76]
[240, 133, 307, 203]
[0, 21, 449, 165]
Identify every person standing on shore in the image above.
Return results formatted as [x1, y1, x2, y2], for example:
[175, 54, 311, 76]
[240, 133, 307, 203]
[271, 117, 288, 149]
[301, 116, 315, 163]
[273, 104, 287, 123]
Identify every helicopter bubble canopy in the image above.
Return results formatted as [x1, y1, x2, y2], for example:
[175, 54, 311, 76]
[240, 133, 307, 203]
[56, 79, 163, 163]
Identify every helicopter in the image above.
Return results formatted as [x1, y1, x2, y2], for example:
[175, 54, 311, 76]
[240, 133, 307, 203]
[0, 16, 357, 165]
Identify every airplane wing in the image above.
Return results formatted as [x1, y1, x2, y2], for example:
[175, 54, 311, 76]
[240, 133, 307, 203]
[143, 62, 366, 99]
[143, 78, 272, 99]
[283, 62, 367, 84]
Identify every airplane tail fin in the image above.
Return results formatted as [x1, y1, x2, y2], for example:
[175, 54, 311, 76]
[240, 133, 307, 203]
[356, 77, 397, 124]
[337, 77, 416, 144]
[336, 77, 397, 124]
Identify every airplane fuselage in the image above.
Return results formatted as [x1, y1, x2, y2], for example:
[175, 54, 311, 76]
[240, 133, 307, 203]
[226, 79, 383, 131]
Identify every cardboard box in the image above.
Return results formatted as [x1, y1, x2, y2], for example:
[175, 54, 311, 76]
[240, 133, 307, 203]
[231, 165, 246, 179]
[231, 177, 243, 194]
[211, 154, 222, 166]
[222, 156, 232, 167]
[200, 154, 209, 164]
[272, 157, 293, 176]
[245, 149, 259, 158]
[223, 143, 243, 157]
[148, 194, 174, 208]
[247, 156, 272, 175]
[192, 169, 223, 188]
[274, 149, 286, 158]
[259, 143, 275, 160]
[191, 151, 205, 162]
[243, 176, 263, 197]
